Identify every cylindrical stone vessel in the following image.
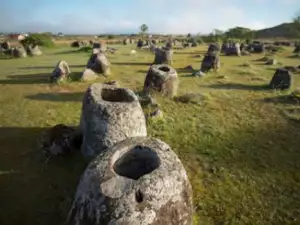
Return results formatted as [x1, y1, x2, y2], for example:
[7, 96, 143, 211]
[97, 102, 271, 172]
[143, 64, 178, 97]
[80, 84, 147, 157]
[66, 137, 193, 225]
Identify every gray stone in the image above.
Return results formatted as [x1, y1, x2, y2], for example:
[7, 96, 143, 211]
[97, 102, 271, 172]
[80, 84, 147, 157]
[81, 68, 98, 81]
[137, 39, 144, 48]
[147, 108, 163, 119]
[143, 64, 178, 97]
[93, 42, 107, 53]
[153, 48, 173, 65]
[207, 43, 220, 54]
[40, 124, 82, 159]
[194, 71, 206, 77]
[200, 53, 220, 72]
[104, 80, 119, 87]
[66, 137, 193, 225]
[87, 53, 111, 76]
[175, 93, 207, 105]
[265, 58, 277, 65]
[241, 51, 251, 56]
[269, 68, 292, 90]
[221, 42, 229, 53]
[26, 45, 42, 56]
[12, 46, 27, 58]
[51, 60, 71, 82]
[123, 38, 130, 45]
[248, 43, 265, 53]
[225, 43, 241, 56]
[165, 41, 173, 49]
[1, 41, 11, 50]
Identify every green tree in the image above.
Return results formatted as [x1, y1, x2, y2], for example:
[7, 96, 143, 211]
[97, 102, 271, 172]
[225, 27, 253, 40]
[20, 33, 55, 48]
[140, 24, 149, 36]
[293, 11, 300, 37]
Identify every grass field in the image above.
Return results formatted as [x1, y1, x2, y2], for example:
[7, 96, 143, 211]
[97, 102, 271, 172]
[1, 44, 300, 225]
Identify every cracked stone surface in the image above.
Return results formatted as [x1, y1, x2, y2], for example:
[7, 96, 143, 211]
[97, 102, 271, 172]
[80, 84, 147, 157]
[66, 137, 193, 225]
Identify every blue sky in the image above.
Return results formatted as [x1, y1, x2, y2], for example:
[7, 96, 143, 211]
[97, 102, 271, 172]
[1, 0, 299, 34]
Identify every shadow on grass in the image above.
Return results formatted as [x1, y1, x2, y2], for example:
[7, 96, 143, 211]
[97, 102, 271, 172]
[19, 65, 85, 70]
[177, 68, 198, 74]
[26, 92, 84, 102]
[137, 70, 148, 74]
[201, 82, 269, 91]
[113, 62, 151, 66]
[0, 73, 50, 85]
[175, 51, 205, 55]
[0, 126, 87, 225]
[286, 54, 300, 59]
[51, 47, 92, 55]
[263, 95, 300, 105]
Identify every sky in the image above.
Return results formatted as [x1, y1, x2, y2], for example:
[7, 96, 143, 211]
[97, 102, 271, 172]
[0, 0, 299, 34]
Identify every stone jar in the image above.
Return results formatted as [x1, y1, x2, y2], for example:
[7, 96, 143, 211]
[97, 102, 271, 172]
[66, 137, 193, 225]
[143, 64, 178, 97]
[80, 84, 147, 157]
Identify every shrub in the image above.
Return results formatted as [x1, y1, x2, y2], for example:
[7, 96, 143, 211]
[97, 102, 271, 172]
[20, 33, 55, 48]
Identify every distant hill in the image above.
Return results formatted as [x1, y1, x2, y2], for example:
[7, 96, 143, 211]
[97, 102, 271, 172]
[255, 22, 299, 39]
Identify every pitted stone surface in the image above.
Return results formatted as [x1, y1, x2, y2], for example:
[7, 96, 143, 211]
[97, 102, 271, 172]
[153, 48, 173, 65]
[66, 137, 193, 225]
[86, 53, 111, 76]
[143, 64, 178, 97]
[51, 60, 71, 82]
[80, 84, 147, 157]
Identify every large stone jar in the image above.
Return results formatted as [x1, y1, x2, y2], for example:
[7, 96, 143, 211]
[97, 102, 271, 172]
[67, 137, 193, 225]
[80, 84, 147, 157]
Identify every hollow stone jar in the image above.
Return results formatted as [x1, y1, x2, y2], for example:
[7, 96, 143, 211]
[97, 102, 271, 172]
[80, 84, 147, 157]
[66, 137, 193, 225]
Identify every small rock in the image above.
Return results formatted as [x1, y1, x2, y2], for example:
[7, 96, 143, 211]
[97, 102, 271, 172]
[184, 65, 194, 70]
[193, 71, 206, 77]
[104, 80, 119, 87]
[216, 75, 227, 79]
[265, 59, 277, 65]
[241, 51, 251, 56]
[174, 93, 207, 105]
[148, 108, 163, 119]
[81, 68, 98, 81]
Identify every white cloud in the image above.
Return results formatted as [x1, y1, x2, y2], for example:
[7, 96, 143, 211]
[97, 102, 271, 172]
[0, 0, 287, 34]
[148, 3, 269, 34]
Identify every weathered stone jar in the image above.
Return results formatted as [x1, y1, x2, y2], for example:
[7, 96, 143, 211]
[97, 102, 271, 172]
[143, 64, 178, 97]
[80, 84, 147, 157]
[66, 137, 193, 225]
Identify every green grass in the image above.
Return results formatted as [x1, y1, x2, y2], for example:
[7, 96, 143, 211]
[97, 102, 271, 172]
[1, 44, 300, 225]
